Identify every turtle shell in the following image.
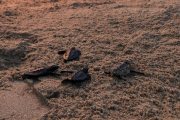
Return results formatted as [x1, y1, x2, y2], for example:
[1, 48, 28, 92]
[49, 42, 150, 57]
[67, 71, 87, 81]
[24, 66, 48, 76]
[63, 47, 81, 61]
[110, 62, 132, 76]
[62, 67, 91, 87]
[22, 65, 58, 80]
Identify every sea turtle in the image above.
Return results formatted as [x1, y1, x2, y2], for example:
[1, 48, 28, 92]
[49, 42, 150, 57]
[104, 61, 144, 80]
[61, 67, 91, 87]
[58, 47, 81, 62]
[22, 65, 60, 80]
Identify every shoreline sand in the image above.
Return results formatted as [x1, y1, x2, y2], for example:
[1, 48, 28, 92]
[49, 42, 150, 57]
[0, 0, 180, 119]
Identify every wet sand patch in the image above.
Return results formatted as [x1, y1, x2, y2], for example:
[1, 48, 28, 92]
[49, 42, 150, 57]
[0, 82, 49, 120]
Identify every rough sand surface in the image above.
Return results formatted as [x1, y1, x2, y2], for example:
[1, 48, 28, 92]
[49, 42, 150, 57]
[0, 0, 180, 119]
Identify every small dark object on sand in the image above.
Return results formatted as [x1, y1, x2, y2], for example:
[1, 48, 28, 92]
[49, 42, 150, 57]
[104, 60, 144, 80]
[58, 47, 81, 62]
[22, 65, 60, 80]
[62, 67, 91, 87]
[46, 91, 60, 99]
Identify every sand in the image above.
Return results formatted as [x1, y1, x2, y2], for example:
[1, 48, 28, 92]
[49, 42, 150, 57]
[0, 82, 49, 120]
[0, 0, 180, 119]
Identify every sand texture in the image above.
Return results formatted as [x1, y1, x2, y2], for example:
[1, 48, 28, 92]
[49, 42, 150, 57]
[0, 82, 49, 120]
[0, 0, 180, 119]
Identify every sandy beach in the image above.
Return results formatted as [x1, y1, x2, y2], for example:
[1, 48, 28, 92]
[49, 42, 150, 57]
[0, 0, 180, 119]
